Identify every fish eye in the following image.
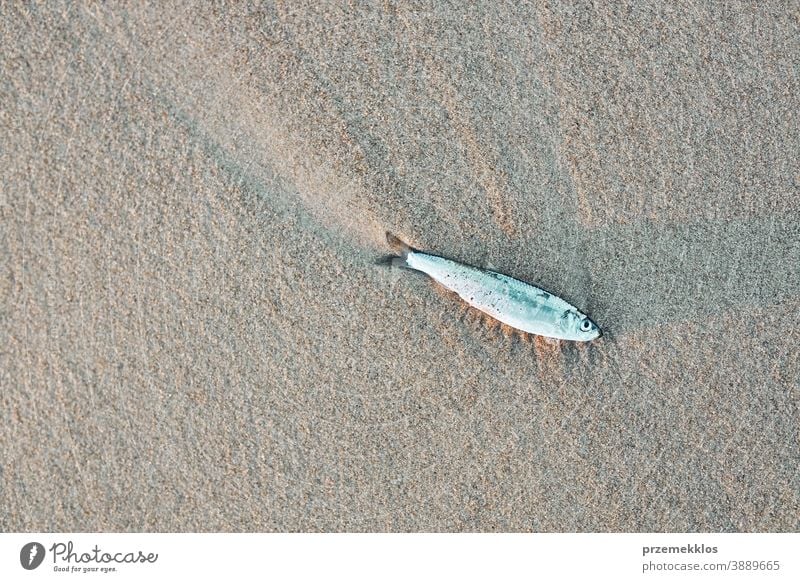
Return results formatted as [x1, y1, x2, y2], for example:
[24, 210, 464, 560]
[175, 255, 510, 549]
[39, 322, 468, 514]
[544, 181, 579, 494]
[580, 319, 592, 332]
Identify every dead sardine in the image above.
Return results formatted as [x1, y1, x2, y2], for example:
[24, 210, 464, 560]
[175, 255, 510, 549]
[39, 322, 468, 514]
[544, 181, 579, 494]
[386, 233, 601, 341]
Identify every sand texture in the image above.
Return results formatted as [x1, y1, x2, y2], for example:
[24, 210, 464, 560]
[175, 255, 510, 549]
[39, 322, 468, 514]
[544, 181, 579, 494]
[2, 2, 798, 531]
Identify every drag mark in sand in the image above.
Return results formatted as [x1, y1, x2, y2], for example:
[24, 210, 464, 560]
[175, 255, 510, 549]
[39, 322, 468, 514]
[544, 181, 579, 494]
[435, 78, 518, 238]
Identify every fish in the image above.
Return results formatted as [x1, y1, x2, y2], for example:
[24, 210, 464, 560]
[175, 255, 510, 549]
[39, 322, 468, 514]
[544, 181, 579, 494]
[385, 233, 602, 342]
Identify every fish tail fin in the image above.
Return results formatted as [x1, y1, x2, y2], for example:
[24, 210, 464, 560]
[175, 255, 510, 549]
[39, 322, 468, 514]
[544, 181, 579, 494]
[384, 232, 416, 269]
[374, 255, 410, 268]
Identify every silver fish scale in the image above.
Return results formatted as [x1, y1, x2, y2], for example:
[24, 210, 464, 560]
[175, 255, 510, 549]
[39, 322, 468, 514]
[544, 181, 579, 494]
[406, 250, 577, 337]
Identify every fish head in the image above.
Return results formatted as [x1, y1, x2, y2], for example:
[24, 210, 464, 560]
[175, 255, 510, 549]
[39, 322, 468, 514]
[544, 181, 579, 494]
[559, 310, 602, 342]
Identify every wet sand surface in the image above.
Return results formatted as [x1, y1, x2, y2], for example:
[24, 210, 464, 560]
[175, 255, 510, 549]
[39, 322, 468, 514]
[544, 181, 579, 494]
[2, 2, 798, 531]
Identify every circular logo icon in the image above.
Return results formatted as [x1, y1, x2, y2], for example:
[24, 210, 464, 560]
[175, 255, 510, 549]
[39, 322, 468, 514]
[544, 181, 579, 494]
[20, 542, 45, 570]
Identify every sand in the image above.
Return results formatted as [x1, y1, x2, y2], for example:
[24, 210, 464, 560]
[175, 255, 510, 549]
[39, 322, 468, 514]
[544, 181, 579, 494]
[1, 2, 798, 531]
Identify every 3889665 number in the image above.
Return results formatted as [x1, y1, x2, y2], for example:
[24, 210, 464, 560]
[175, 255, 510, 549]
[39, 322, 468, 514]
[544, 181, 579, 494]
[730, 560, 779, 571]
